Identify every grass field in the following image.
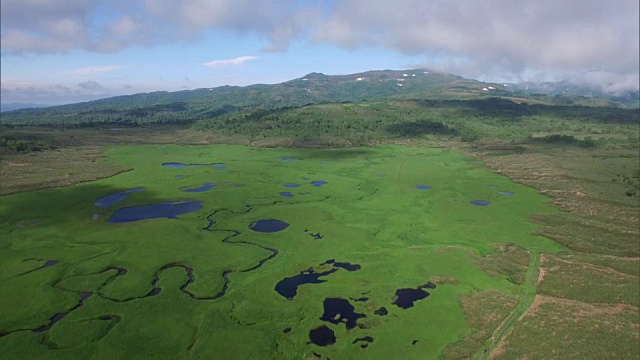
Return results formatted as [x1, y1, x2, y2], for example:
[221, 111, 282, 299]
[0, 144, 565, 359]
[470, 143, 640, 359]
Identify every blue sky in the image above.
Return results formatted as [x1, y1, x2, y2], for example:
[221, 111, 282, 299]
[1, 0, 638, 104]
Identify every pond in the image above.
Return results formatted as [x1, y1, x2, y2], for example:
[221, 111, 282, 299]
[320, 297, 365, 330]
[275, 268, 338, 299]
[470, 200, 490, 206]
[353, 336, 374, 348]
[180, 183, 217, 193]
[393, 282, 436, 309]
[94, 187, 145, 208]
[309, 325, 336, 346]
[248, 219, 290, 233]
[162, 163, 207, 168]
[320, 259, 361, 271]
[107, 201, 203, 223]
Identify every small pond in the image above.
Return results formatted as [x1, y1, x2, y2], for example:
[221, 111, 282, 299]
[374, 307, 388, 316]
[320, 259, 360, 271]
[275, 268, 338, 299]
[320, 297, 365, 330]
[249, 219, 289, 233]
[353, 336, 374, 348]
[392, 282, 436, 309]
[309, 325, 336, 346]
[94, 187, 145, 208]
[107, 201, 203, 223]
[180, 182, 216, 193]
[162, 163, 205, 168]
[470, 200, 490, 206]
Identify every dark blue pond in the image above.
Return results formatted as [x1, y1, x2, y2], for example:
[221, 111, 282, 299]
[320, 297, 365, 330]
[415, 185, 433, 190]
[162, 162, 212, 168]
[180, 182, 216, 193]
[393, 282, 436, 309]
[277, 158, 297, 162]
[279, 192, 294, 198]
[351, 297, 368, 302]
[499, 191, 514, 196]
[163, 163, 187, 168]
[321, 259, 361, 272]
[470, 200, 490, 206]
[309, 325, 336, 346]
[94, 187, 145, 208]
[106, 201, 203, 223]
[374, 307, 388, 316]
[311, 181, 328, 187]
[249, 219, 290, 233]
[353, 336, 374, 348]
[275, 268, 338, 299]
[212, 164, 227, 171]
[283, 183, 301, 188]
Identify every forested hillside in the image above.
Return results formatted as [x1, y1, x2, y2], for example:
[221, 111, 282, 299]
[1, 70, 632, 126]
[193, 98, 640, 146]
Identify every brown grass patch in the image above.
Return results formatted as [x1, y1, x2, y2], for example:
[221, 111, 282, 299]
[443, 290, 518, 359]
[473, 243, 531, 284]
[495, 294, 639, 359]
[537, 254, 547, 285]
[429, 276, 458, 285]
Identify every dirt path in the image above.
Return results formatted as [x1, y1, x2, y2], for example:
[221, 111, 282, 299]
[476, 250, 540, 359]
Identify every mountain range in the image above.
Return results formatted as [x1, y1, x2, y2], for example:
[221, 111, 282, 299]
[1, 69, 637, 125]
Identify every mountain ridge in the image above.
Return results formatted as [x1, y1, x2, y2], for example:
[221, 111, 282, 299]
[1, 69, 636, 125]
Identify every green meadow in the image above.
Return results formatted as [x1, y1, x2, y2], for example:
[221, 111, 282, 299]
[0, 144, 564, 359]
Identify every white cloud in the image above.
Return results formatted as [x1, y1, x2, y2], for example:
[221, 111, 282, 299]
[202, 56, 258, 68]
[0, 0, 638, 91]
[71, 65, 120, 74]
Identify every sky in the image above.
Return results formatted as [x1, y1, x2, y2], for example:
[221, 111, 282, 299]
[1, 0, 638, 105]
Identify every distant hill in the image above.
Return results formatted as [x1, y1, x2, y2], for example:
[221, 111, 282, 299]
[0, 69, 635, 125]
[507, 80, 639, 107]
[0, 103, 51, 112]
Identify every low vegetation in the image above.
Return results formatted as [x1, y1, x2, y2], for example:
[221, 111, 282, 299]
[0, 91, 638, 359]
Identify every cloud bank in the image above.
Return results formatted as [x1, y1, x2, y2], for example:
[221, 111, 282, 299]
[1, 0, 638, 91]
[202, 56, 258, 68]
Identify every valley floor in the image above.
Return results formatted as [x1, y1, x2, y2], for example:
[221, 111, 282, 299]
[0, 130, 638, 359]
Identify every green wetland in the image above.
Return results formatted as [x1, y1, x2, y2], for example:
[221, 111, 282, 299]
[0, 144, 565, 359]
